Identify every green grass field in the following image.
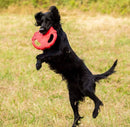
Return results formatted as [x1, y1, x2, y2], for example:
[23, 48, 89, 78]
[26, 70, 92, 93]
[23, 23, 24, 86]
[0, 11, 130, 127]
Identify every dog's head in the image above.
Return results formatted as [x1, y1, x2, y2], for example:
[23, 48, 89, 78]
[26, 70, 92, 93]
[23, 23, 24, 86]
[35, 6, 60, 34]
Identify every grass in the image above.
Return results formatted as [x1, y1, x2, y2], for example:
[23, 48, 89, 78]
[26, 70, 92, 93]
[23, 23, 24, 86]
[0, 0, 129, 15]
[0, 10, 130, 127]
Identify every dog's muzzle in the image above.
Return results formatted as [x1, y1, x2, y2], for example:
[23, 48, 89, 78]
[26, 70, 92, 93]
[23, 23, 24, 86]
[39, 27, 46, 34]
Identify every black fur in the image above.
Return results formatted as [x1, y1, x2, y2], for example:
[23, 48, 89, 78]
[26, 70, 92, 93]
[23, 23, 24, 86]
[34, 6, 117, 127]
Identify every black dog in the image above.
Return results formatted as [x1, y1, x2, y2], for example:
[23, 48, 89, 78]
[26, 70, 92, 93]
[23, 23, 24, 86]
[34, 6, 117, 127]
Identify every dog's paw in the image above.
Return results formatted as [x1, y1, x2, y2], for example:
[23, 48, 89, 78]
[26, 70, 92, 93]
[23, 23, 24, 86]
[92, 108, 99, 118]
[72, 116, 83, 127]
[93, 101, 103, 118]
[36, 63, 42, 70]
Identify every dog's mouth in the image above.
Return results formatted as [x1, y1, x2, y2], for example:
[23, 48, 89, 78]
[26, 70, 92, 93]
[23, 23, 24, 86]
[39, 25, 52, 35]
[39, 27, 47, 35]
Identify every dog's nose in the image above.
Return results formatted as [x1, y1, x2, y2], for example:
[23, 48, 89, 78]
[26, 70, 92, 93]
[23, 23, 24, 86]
[39, 27, 45, 33]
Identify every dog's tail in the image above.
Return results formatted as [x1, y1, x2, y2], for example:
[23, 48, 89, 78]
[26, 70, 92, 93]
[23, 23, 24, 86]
[94, 59, 118, 82]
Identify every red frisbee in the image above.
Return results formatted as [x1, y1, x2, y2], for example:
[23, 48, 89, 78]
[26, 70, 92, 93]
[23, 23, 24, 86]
[32, 27, 57, 50]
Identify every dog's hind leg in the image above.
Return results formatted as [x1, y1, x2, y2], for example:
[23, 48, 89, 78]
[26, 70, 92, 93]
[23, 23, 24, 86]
[83, 82, 103, 118]
[69, 93, 83, 127]
[88, 92, 103, 118]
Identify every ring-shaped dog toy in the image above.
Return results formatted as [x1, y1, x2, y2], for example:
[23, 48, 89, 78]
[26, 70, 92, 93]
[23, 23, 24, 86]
[32, 27, 57, 50]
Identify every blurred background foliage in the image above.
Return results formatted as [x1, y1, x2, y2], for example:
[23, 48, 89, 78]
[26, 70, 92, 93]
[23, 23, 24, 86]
[0, 0, 129, 15]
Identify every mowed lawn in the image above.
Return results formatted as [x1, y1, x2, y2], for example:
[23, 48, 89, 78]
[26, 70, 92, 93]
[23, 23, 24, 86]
[0, 11, 130, 127]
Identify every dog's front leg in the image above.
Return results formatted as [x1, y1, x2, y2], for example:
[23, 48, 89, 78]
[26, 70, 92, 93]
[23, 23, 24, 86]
[36, 52, 54, 70]
[36, 54, 45, 70]
[36, 50, 62, 70]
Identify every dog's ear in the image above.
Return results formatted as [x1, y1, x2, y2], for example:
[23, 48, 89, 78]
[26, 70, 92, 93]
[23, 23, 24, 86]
[49, 6, 60, 23]
[35, 12, 43, 26]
